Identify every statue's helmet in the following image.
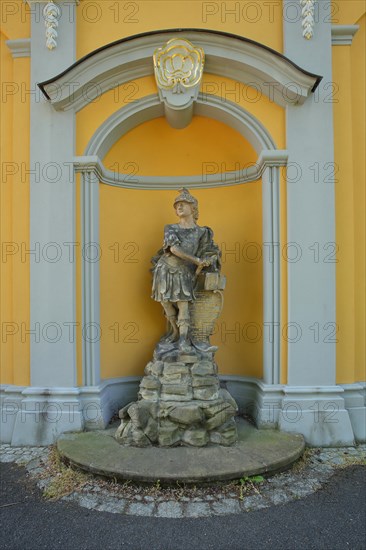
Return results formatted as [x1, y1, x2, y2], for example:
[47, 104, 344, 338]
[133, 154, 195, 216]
[173, 188, 199, 220]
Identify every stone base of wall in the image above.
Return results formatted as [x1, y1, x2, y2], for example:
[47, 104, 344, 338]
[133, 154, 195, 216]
[1, 379, 364, 447]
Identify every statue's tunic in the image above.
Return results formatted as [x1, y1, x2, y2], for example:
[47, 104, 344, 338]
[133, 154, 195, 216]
[152, 224, 214, 303]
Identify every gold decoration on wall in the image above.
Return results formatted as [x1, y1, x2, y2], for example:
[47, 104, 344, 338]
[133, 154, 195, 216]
[153, 38, 205, 94]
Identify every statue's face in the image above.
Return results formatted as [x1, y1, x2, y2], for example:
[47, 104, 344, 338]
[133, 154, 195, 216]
[175, 201, 193, 217]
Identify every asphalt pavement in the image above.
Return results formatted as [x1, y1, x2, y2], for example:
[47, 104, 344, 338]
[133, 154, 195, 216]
[1, 462, 365, 550]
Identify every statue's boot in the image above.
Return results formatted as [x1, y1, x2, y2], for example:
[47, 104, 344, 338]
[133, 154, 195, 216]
[193, 340, 218, 353]
[177, 320, 192, 353]
[161, 315, 179, 343]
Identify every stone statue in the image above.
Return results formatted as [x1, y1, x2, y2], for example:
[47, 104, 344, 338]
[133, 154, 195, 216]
[115, 189, 238, 448]
[151, 188, 221, 354]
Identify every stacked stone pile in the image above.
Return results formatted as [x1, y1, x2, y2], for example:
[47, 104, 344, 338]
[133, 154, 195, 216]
[115, 355, 238, 447]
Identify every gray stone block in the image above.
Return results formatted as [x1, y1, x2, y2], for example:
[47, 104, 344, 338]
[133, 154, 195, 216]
[192, 360, 217, 376]
[182, 428, 209, 447]
[127, 502, 155, 516]
[168, 404, 204, 425]
[156, 501, 183, 518]
[193, 387, 219, 400]
[212, 498, 241, 515]
[185, 501, 212, 517]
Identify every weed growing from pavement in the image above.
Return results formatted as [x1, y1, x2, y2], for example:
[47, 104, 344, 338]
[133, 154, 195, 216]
[40, 447, 91, 500]
[333, 453, 366, 468]
[289, 447, 314, 473]
[238, 475, 264, 500]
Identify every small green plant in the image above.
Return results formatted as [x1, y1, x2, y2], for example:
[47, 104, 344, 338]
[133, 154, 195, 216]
[155, 479, 161, 490]
[238, 475, 264, 500]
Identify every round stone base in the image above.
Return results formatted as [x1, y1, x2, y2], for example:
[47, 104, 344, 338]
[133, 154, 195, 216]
[57, 419, 305, 484]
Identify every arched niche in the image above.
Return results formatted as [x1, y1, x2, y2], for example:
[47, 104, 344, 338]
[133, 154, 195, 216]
[74, 93, 287, 388]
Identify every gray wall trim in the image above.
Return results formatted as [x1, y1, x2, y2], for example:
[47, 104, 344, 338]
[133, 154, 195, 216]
[73, 150, 288, 190]
[331, 25, 359, 45]
[262, 166, 281, 385]
[2, 378, 363, 446]
[6, 39, 31, 58]
[0, 378, 139, 445]
[29, 2, 77, 387]
[284, 1, 336, 387]
[83, 93, 277, 162]
[341, 383, 366, 442]
[39, 30, 320, 112]
[223, 376, 360, 446]
[81, 171, 100, 386]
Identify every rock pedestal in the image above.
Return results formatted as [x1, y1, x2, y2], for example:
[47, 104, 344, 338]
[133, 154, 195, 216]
[115, 353, 238, 447]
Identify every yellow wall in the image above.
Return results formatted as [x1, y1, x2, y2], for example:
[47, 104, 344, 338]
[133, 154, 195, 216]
[0, 0, 30, 40]
[0, 32, 14, 385]
[103, 115, 257, 175]
[332, 0, 365, 25]
[0, 30, 30, 386]
[333, 13, 366, 384]
[76, 0, 283, 60]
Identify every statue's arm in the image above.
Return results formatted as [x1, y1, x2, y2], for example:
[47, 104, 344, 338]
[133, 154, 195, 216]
[164, 225, 210, 267]
[196, 226, 221, 271]
[170, 245, 210, 267]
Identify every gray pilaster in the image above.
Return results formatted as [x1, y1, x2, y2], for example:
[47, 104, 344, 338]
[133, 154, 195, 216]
[284, 1, 336, 386]
[29, 2, 77, 386]
[81, 170, 101, 386]
[262, 166, 281, 385]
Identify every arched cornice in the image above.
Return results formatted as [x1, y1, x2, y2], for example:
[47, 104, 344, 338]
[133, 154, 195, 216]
[73, 94, 288, 189]
[39, 29, 321, 112]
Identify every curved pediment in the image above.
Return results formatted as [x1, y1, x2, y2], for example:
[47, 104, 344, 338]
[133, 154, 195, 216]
[39, 28, 321, 112]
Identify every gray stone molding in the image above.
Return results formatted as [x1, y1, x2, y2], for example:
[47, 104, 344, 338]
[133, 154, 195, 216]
[38, 29, 321, 111]
[81, 170, 100, 386]
[225, 377, 363, 446]
[82, 93, 278, 166]
[6, 39, 31, 58]
[284, 1, 336, 387]
[0, 379, 139, 445]
[1, 379, 364, 446]
[331, 25, 360, 46]
[74, 149, 288, 190]
[262, 166, 281, 384]
[341, 382, 366, 442]
[29, 1, 77, 388]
